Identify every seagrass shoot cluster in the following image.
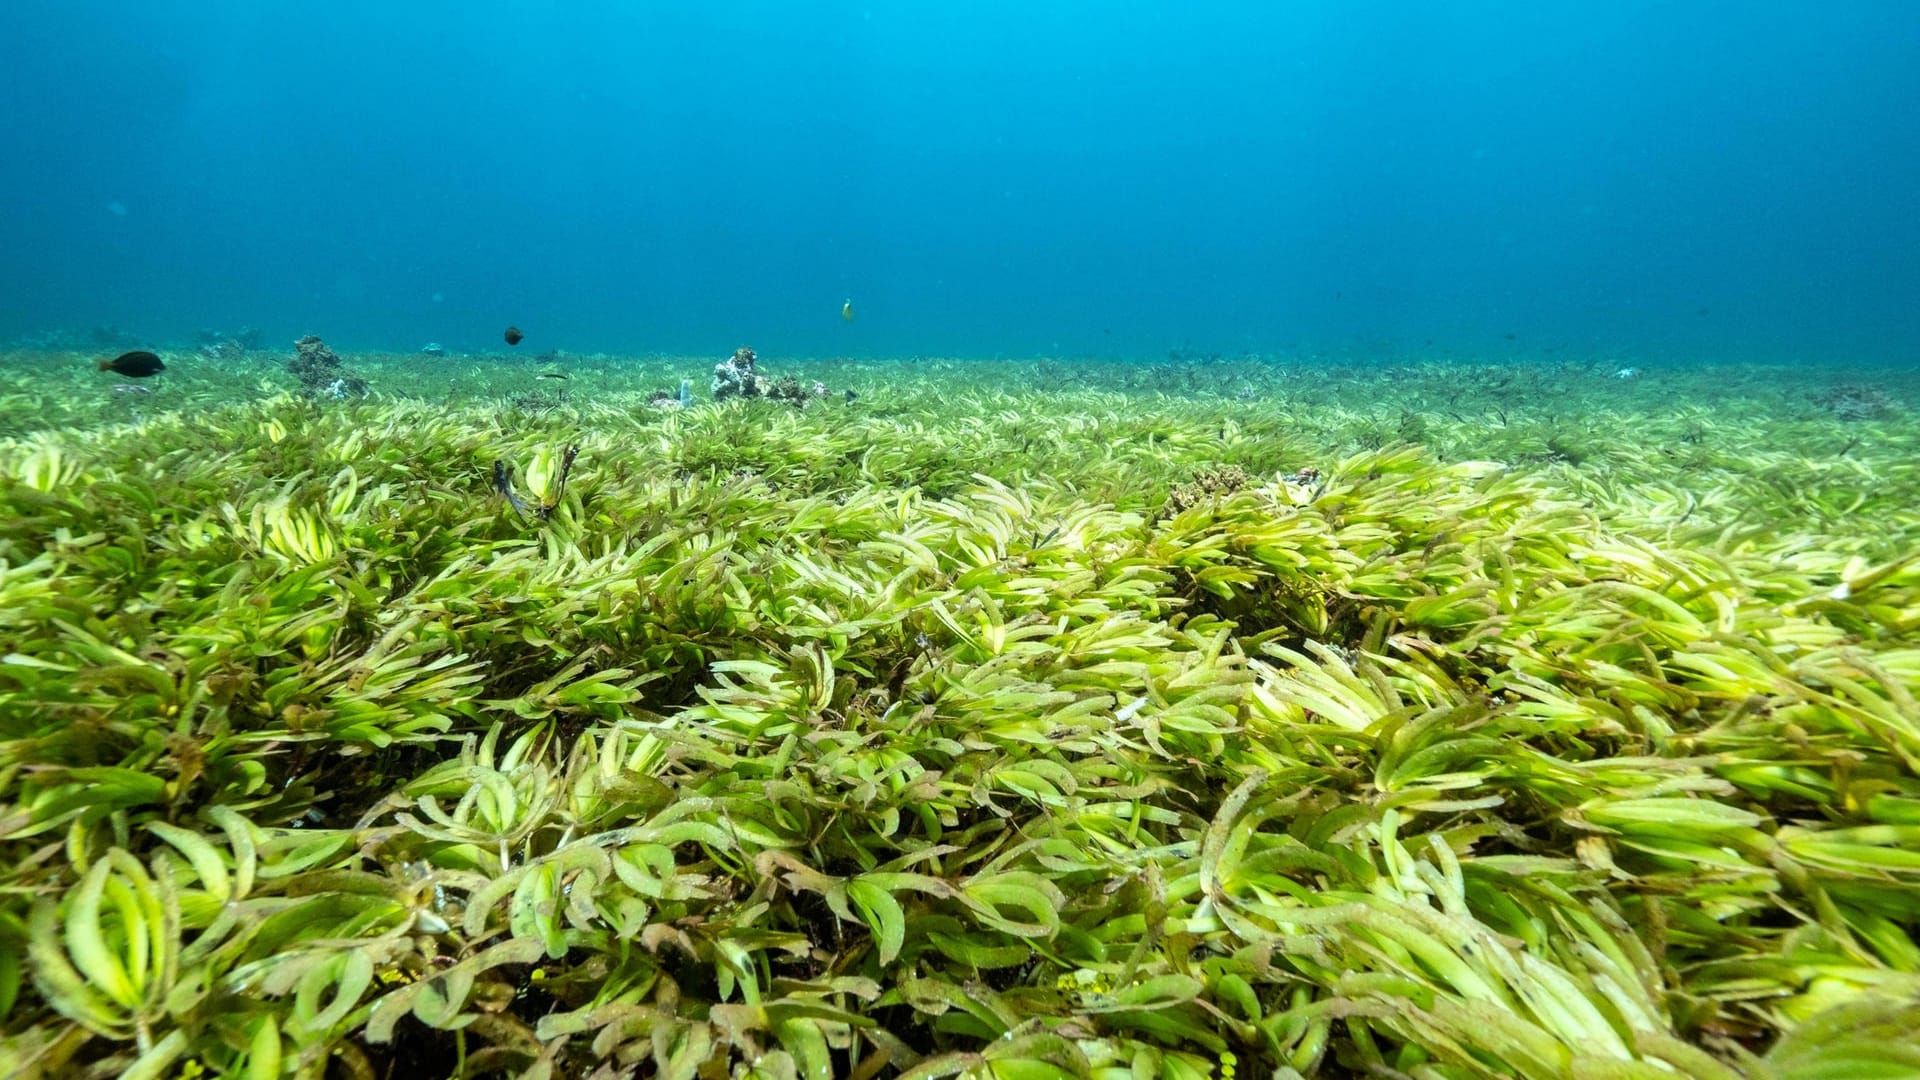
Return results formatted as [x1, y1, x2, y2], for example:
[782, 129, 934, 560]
[0, 350, 1917, 1079]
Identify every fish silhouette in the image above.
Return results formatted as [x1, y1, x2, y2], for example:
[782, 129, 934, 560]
[98, 350, 166, 377]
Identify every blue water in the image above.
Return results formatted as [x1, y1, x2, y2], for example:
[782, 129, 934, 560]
[3, 1, 1916, 363]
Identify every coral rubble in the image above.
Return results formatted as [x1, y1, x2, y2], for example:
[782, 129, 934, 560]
[1812, 381, 1899, 421]
[711, 344, 767, 400]
[287, 334, 369, 399]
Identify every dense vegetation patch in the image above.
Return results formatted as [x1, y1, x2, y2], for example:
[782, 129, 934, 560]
[1, 351, 1917, 1078]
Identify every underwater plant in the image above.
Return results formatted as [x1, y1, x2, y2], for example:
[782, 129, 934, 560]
[0, 351, 1916, 1077]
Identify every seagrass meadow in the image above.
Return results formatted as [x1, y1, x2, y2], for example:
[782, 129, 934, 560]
[1, 349, 1918, 1080]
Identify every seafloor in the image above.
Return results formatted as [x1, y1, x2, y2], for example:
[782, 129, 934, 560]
[1, 344, 1916, 1079]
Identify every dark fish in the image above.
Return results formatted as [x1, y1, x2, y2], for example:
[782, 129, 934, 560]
[492, 460, 529, 517]
[98, 350, 165, 377]
[504, 327, 524, 346]
[844, 388, 858, 403]
[535, 371, 568, 381]
[538, 445, 578, 521]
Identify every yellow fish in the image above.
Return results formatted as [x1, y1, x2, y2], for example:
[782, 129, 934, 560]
[841, 299, 854, 322]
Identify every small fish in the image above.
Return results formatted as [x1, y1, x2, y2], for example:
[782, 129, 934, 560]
[844, 388, 858, 403]
[492, 460, 529, 517]
[537, 445, 579, 521]
[504, 326, 524, 346]
[841, 299, 854, 322]
[98, 350, 165, 377]
[112, 384, 153, 394]
[535, 371, 568, 381]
